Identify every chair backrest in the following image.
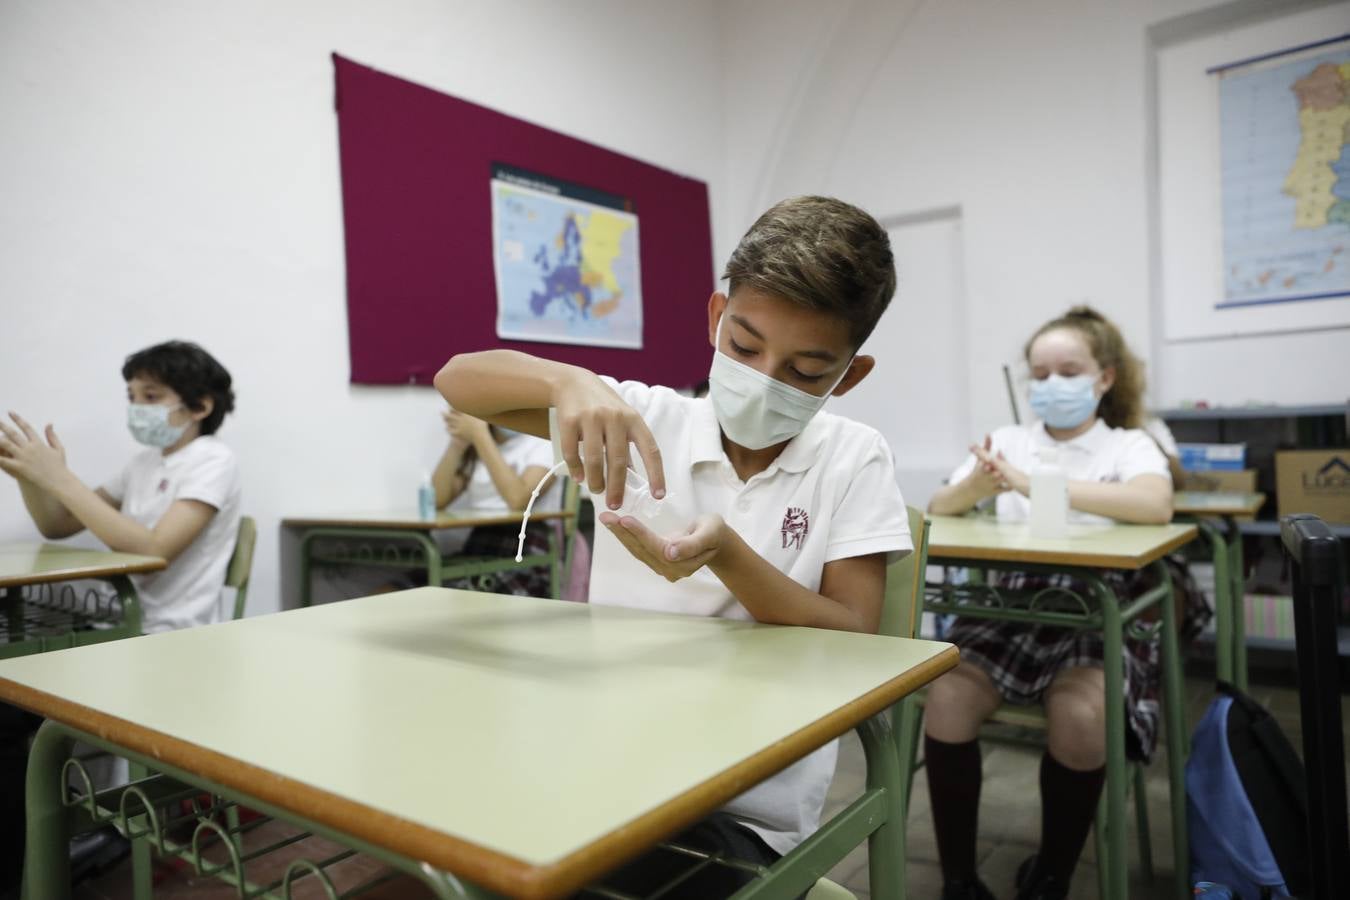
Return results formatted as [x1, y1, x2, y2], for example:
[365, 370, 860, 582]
[878, 506, 930, 639]
[226, 516, 257, 620]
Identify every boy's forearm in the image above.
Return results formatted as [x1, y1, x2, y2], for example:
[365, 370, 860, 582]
[47, 473, 157, 554]
[17, 479, 83, 539]
[435, 351, 583, 436]
[708, 528, 868, 632]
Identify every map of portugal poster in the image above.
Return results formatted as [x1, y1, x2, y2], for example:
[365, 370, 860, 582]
[1217, 37, 1350, 309]
[491, 164, 643, 349]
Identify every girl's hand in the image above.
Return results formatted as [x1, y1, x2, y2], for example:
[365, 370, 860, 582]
[598, 512, 722, 582]
[0, 413, 71, 491]
[974, 443, 1030, 496]
[553, 372, 665, 510]
[962, 434, 1008, 499]
[444, 410, 491, 447]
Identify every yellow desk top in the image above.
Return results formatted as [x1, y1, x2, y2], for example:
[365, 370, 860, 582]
[281, 509, 571, 531]
[1172, 491, 1266, 517]
[926, 516, 1197, 570]
[0, 588, 955, 899]
[0, 543, 166, 589]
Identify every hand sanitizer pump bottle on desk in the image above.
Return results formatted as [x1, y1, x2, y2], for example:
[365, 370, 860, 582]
[418, 472, 436, 522]
[1029, 447, 1067, 539]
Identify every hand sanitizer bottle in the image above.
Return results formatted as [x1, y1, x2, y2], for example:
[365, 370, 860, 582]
[1029, 447, 1067, 538]
[418, 472, 436, 521]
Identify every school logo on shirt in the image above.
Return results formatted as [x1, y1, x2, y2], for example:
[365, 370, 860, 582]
[157, 478, 170, 493]
[781, 507, 809, 550]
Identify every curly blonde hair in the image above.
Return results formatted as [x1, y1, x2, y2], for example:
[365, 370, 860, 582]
[1024, 306, 1146, 430]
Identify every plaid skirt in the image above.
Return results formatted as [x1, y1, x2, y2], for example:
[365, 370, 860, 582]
[944, 556, 1208, 762]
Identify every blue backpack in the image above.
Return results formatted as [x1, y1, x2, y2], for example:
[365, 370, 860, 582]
[1187, 682, 1310, 899]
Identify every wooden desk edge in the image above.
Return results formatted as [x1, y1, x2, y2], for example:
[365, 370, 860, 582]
[1173, 492, 1267, 517]
[0, 643, 958, 900]
[0, 559, 167, 589]
[929, 524, 1197, 571]
[280, 511, 574, 530]
[522, 642, 960, 899]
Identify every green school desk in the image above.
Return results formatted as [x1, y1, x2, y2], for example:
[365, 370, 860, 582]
[1, 587, 956, 900]
[283, 509, 574, 605]
[923, 516, 1198, 900]
[1171, 491, 1266, 690]
[0, 543, 165, 659]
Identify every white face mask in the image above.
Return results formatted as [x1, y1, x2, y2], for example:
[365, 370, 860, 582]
[127, 403, 189, 448]
[707, 313, 852, 450]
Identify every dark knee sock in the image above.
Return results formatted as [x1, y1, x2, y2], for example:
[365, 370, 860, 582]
[1037, 751, 1106, 884]
[924, 735, 982, 882]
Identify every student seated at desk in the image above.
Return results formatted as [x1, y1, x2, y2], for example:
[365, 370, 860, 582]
[924, 307, 1205, 900]
[437, 196, 911, 900]
[430, 407, 559, 596]
[0, 340, 242, 632]
[0, 340, 241, 895]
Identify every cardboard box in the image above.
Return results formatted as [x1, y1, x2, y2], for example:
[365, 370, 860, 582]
[1179, 443, 1247, 471]
[1276, 449, 1350, 524]
[1181, 469, 1258, 493]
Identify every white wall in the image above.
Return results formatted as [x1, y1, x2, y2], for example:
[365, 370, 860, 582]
[717, 0, 1347, 443]
[0, 0, 724, 615]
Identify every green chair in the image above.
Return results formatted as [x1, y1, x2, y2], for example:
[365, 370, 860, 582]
[899, 572, 1158, 897]
[805, 504, 931, 900]
[226, 516, 257, 620]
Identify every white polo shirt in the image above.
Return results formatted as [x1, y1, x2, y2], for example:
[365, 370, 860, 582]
[592, 378, 912, 854]
[101, 435, 242, 633]
[949, 420, 1168, 526]
[436, 433, 558, 555]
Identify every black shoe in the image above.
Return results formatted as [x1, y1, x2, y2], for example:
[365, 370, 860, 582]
[941, 876, 995, 900]
[1013, 854, 1069, 900]
[70, 826, 131, 884]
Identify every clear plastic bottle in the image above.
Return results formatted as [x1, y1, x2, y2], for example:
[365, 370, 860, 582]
[1029, 447, 1068, 538]
[417, 471, 436, 521]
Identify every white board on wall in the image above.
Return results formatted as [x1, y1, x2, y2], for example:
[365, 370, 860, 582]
[1156, 2, 1350, 343]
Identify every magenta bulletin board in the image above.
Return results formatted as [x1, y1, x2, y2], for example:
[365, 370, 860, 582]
[332, 54, 716, 387]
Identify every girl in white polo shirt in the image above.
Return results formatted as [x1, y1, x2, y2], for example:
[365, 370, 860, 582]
[430, 407, 559, 596]
[925, 307, 1204, 900]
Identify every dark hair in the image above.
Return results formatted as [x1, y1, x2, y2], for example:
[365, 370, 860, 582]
[1024, 306, 1146, 430]
[722, 196, 896, 347]
[122, 341, 235, 436]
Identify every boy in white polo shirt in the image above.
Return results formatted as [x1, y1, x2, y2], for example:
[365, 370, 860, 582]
[437, 195, 910, 898]
[0, 339, 241, 892]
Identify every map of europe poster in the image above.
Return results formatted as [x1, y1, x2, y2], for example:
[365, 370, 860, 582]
[491, 164, 643, 348]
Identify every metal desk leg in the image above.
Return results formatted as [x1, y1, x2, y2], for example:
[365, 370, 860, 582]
[22, 720, 75, 900]
[1156, 560, 1189, 900]
[298, 530, 319, 607]
[859, 715, 906, 900]
[1093, 576, 1128, 900]
[1227, 522, 1248, 692]
[1195, 520, 1233, 683]
[4, 585, 24, 643]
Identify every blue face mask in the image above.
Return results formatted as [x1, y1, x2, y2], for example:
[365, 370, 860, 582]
[1028, 374, 1100, 429]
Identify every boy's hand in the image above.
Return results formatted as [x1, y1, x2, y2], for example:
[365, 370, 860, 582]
[0, 413, 71, 490]
[554, 373, 665, 510]
[598, 511, 721, 582]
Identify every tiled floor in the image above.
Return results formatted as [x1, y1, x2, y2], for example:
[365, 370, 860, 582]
[71, 678, 1350, 900]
